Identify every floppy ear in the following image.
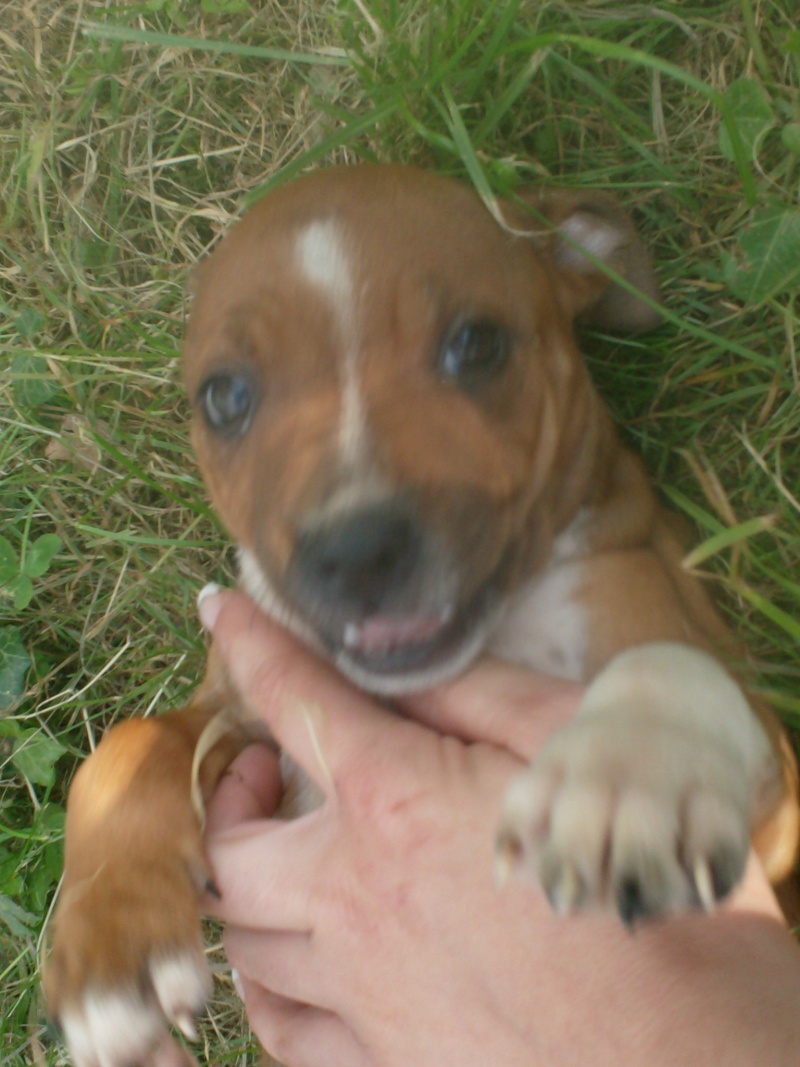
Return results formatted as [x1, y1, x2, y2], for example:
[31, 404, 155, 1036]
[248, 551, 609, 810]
[508, 189, 663, 332]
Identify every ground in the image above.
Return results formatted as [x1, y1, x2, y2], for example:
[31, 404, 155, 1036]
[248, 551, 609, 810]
[1, 1, 799, 1063]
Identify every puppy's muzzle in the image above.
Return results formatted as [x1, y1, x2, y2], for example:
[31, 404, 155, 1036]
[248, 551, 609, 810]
[292, 500, 422, 617]
[275, 495, 503, 681]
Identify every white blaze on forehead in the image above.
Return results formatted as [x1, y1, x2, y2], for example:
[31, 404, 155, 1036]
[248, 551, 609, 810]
[295, 218, 354, 311]
[294, 218, 370, 469]
[338, 353, 369, 468]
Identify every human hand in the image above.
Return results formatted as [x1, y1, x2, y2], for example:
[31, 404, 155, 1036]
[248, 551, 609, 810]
[200, 589, 800, 1067]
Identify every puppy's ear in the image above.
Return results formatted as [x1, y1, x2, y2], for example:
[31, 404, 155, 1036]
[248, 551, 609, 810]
[509, 189, 663, 332]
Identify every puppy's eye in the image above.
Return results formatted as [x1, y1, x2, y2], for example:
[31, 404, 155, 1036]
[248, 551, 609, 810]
[198, 373, 256, 438]
[438, 320, 512, 388]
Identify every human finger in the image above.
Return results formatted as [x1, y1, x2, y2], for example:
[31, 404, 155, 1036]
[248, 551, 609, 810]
[224, 926, 326, 1011]
[400, 657, 583, 759]
[204, 744, 282, 835]
[205, 814, 322, 930]
[199, 588, 420, 794]
[147, 1037, 200, 1067]
[239, 983, 368, 1067]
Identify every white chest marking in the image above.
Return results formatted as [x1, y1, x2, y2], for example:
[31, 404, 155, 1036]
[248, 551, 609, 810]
[489, 515, 589, 682]
[491, 563, 588, 682]
[294, 219, 369, 470]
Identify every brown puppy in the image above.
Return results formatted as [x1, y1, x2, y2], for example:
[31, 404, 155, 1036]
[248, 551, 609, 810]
[44, 165, 799, 1067]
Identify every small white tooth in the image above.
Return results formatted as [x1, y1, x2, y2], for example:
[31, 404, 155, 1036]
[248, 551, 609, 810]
[344, 622, 361, 649]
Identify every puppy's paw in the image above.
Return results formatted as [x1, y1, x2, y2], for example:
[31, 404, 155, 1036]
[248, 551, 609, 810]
[496, 645, 765, 924]
[44, 854, 213, 1067]
[56, 957, 209, 1067]
[497, 717, 749, 922]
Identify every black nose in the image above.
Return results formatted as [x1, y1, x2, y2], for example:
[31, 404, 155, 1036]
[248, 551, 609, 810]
[292, 502, 422, 615]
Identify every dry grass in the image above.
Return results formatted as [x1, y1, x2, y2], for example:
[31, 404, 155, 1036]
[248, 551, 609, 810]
[1, 0, 799, 1063]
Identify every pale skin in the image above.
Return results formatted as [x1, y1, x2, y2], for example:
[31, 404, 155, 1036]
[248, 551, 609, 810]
[199, 590, 800, 1067]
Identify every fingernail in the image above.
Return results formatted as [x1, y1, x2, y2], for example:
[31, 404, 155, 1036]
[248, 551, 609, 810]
[231, 967, 244, 999]
[198, 583, 224, 631]
[296, 699, 334, 795]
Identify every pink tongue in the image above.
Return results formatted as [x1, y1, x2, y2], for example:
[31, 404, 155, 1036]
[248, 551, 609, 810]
[345, 612, 449, 654]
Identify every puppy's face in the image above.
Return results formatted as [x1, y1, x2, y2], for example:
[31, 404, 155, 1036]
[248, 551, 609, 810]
[184, 166, 658, 692]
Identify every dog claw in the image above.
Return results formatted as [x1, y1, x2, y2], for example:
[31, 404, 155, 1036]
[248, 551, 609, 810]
[616, 875, 652, 928]
[692, 845, 743, 909]
[173, 1010, 198, 1043]
[541, 854, 584, 916]
[692, 857, 715, 912]
[494, 828, 523, 888]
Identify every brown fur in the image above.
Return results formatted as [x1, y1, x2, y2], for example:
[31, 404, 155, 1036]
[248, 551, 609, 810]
[44, 165, 799, 1061]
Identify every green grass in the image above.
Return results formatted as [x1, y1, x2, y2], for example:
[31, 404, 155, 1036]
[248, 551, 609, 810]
[1, 0, 799, 1062]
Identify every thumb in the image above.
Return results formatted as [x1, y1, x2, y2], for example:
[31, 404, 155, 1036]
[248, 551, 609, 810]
[204, 743, 282, 835]
[198, 587, 407, 795]
[399, 657, 584, 761]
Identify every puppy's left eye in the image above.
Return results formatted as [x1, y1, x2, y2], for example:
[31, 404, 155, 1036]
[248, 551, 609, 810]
[198, 373, 256, 438]
[438, 319, 512, 388]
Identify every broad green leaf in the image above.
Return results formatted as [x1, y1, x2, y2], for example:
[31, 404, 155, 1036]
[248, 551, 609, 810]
[28, 845, 65, 914]
[28, 807, 66, 912]
[0, 627, 30, 712]
[12, 730, 66, 788]
[718, 78, 774, 161]
[11, 353, 60, 410]
[14, 307, 44, 342]
[34, 802, 66, 837]
[23, 533, 62, 578]
[724, 203, 800, 303]
[10, 575, 34, 612]
[0, 855, 23, 899]
[781, 123, 800, 154]
[0, 536, 17, 582]
[0, 894, 37, 938]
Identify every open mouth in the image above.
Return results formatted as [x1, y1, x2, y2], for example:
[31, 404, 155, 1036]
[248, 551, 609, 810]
[326, 578, 501, 677]
[237, 545, 510, 687]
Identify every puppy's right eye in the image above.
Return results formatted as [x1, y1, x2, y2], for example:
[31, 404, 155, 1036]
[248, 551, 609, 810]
[437, 319, 513, 390]
[198, 373, 256, 438]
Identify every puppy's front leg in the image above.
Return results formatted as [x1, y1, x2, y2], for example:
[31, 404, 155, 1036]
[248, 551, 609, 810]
[43, 653, 254, 1067]
[498, 643, 787, 923]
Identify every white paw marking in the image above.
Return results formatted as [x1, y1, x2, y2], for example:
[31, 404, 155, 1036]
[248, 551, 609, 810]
[498, 643, 772, 920]
[151, 953, 212, 1039]
[60, 952, 211, 1067]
